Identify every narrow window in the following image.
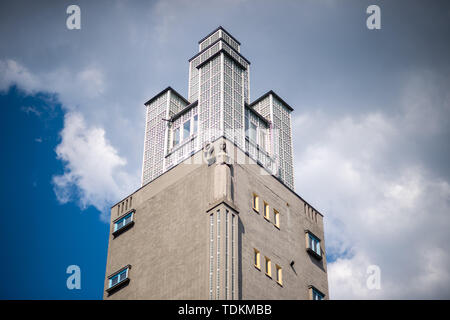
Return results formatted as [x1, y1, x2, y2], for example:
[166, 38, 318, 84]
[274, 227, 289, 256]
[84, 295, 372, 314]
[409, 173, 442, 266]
[276, 265, 282, 285]
[193, 115, 198, 134]
[263, 202, 270, 220]
[108, 266, 129, 289]
[254, 249, 260, 269]
[259, 129, 266, 151]
[173, 127, 180, 147]
[265, 257, 271, 277]
[129, 196, 132, 208]
[183, 119, 191, 140]
[274, 209, 280, 228]
[245, 116, 249, 137]
[249, 122, 257, 142]
[252, 193, 259, 212]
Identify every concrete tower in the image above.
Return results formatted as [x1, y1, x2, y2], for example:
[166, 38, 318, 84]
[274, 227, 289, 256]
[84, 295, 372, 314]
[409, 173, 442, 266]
[104, 27, 328, 300]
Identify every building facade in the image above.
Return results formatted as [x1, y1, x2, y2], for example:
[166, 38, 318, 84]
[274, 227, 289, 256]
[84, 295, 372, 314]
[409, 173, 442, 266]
[104, 27, 328, 300]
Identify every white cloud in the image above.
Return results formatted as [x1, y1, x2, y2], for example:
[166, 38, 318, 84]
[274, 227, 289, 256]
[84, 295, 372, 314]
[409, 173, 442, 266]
[1, 59, 139, 221]
[292, 74, 450, 299]
[0, 59, 42, 93]
[52, 112, 137, 222]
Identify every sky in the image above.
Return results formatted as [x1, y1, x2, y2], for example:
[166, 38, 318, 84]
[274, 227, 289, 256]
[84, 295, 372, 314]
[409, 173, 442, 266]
[0, 0, 449, 299]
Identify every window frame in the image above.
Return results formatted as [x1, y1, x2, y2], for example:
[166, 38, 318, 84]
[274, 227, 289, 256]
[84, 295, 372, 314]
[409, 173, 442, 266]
[274, 209, 280, 229]
[254, 249, 261, 270]
[112, 209, 135, 236]
[252, 193, 259, 212]
[276, 264, 283, 286]
[305, 231, 322, 259]
[193, 114, 198, 134]
[263, 201, 270, 221]
[265, 256, 272, 278]
[106, 265, 131, 293]
[183, 119, 191, 140]
[173, 127, 180, 148]
[309, 286, 325, 300]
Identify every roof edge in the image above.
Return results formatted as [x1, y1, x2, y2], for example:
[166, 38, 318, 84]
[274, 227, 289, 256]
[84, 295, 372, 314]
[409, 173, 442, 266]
[198, 26, 241, 46]
[249, 90, 294, 112]
[144, 86, 189, 106]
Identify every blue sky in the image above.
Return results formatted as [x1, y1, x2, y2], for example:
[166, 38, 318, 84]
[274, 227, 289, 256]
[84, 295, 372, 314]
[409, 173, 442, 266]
[0, 86, 108, 299]
[1, 0, 450, 299]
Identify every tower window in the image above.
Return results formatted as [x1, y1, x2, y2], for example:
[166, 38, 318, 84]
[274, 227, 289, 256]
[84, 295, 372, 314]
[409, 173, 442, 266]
[274, 209, 280, 229]
[183, 119, 191, 139]
[193, 115, 198, 134]
[263, 202, 270, 220]
[265, 257, 272, 277]
[306, 231, 322, 259]
[254, 249, 260, 270]
[249, 122, 257, 143]
[173, 127, 180, 147]
[114, 212, 133, 232]
[309, 286, 325, 300]
[252, 193, 259, 212]
[276, 265, 282, 285]
[107, 266, 130, 291]
[113, 210, 135, 236]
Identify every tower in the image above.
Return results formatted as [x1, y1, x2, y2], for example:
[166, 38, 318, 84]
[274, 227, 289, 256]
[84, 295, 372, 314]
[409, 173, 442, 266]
[141, 26, 294, 190]
[104, 27, 328, 300]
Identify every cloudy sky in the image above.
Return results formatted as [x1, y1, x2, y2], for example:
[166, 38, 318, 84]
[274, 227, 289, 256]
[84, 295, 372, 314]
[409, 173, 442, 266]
[1, 0, 449, 299]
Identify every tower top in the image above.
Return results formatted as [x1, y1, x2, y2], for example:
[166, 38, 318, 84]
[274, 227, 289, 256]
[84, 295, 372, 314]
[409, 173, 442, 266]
[198, 26, 241, 45]
[197, 26, 241, 53]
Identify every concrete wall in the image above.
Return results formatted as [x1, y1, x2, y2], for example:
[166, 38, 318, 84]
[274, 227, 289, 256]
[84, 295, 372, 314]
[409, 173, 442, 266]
[104, 137, 328, 300]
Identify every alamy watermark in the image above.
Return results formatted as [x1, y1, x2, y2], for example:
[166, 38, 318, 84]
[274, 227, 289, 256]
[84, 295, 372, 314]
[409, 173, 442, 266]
[66, 265, 81, 290]
[66, 5, 81, 30]
[366, 265, 381, 290]
[366, 5, 381, 30]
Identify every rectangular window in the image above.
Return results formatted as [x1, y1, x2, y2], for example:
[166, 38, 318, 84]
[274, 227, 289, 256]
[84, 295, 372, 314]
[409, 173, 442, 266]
[274, 209, 280, 228]
[114, 211, 134, 232]
[276, 265, 282, 285]
[252, 193, 259, 212]
[183, 119, 191, 140]
[245, 116, 249, 137]
[249, 122, 257, 143]
[108, 267, 129, 289]
[193, 115, 198, 134]
[306, 232, 322, 257]
[254, 249, 260, 269]
[173, 127, 180, 147]
[265, 257, 271, 277]
[264, 202, 270, 220]
[310, 287, 325, 300]
[259, 129, 266, 151]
